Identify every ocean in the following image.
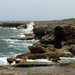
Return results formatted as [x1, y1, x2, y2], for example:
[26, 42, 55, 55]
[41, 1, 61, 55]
[0, 21, 39, 65]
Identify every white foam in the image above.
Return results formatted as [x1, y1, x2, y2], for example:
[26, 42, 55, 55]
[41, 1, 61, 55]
[20, 34, 25, 37]
[59, 57, 75, 63]
[25, 21, 35, 33]
[0, 57, 9, 65]
[27, 59, 52, 62]
[10, 27, 17, 30]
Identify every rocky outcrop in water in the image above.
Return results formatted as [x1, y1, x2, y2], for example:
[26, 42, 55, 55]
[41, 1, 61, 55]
[0, 22, 27, 29]
[7, 22, 75, 68]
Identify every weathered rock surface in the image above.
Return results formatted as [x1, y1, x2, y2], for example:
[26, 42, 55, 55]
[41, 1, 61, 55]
[12, 61, 55, 67]
[28, 42, 55, 53]
[33, 23, 49, 39]
[28, 45, 45, 53]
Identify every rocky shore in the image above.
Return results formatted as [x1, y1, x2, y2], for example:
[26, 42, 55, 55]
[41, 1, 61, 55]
[1, 21, 75, 75]
[8, 21, 75, 63]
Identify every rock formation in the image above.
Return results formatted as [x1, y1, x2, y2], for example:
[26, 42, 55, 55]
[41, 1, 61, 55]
[0, 22, 27, 29]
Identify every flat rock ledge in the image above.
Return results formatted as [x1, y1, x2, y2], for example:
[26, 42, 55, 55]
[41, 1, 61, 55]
[12, 62, 55, 67]
[11, 33, 35, 40]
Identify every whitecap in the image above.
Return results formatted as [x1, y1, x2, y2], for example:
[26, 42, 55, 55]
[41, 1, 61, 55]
[20, 34, 25, 37]
[0, 57, 9, 65]
[59, 57, 75, 63]
[27, 59, 52, 62]
[10, 27, 17, 30]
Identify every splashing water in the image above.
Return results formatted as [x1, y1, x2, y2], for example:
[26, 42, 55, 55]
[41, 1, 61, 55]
[25, 21, 35, 33]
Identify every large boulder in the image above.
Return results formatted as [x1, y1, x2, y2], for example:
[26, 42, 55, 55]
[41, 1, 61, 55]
[28, 45, 45, 53]
[29, 42, 55, 53]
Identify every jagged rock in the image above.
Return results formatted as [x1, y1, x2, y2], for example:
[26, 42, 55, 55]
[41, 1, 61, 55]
[40, 35, 55, 43]
[33, 24, 49, 39]
[33, 42, 55, 52]
[28, 52, 74, 59]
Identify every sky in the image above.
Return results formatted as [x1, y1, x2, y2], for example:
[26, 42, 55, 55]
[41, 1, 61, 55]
[0, 0, 75, 21]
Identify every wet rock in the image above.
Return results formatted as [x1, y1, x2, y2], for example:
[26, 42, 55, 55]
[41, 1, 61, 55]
[7, 58, 15, 64]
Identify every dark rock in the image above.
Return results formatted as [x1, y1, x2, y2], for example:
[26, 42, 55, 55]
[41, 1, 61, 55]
[28, 45, 45, 53]
[33, 42, 55, 52]
[69, 45, 75, 55]
[33, 24, 49, 39]
[62, 25, 75, 41]
[28, 52, 74, 59]
[0, 22, 27, 29]
[7, 58, 15, 64]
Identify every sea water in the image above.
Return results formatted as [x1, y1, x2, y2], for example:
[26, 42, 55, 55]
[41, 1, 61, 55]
[0, 21, 39, 66]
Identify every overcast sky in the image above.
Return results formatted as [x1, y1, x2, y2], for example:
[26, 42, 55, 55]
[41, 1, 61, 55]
[0, 0, 75, 21]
